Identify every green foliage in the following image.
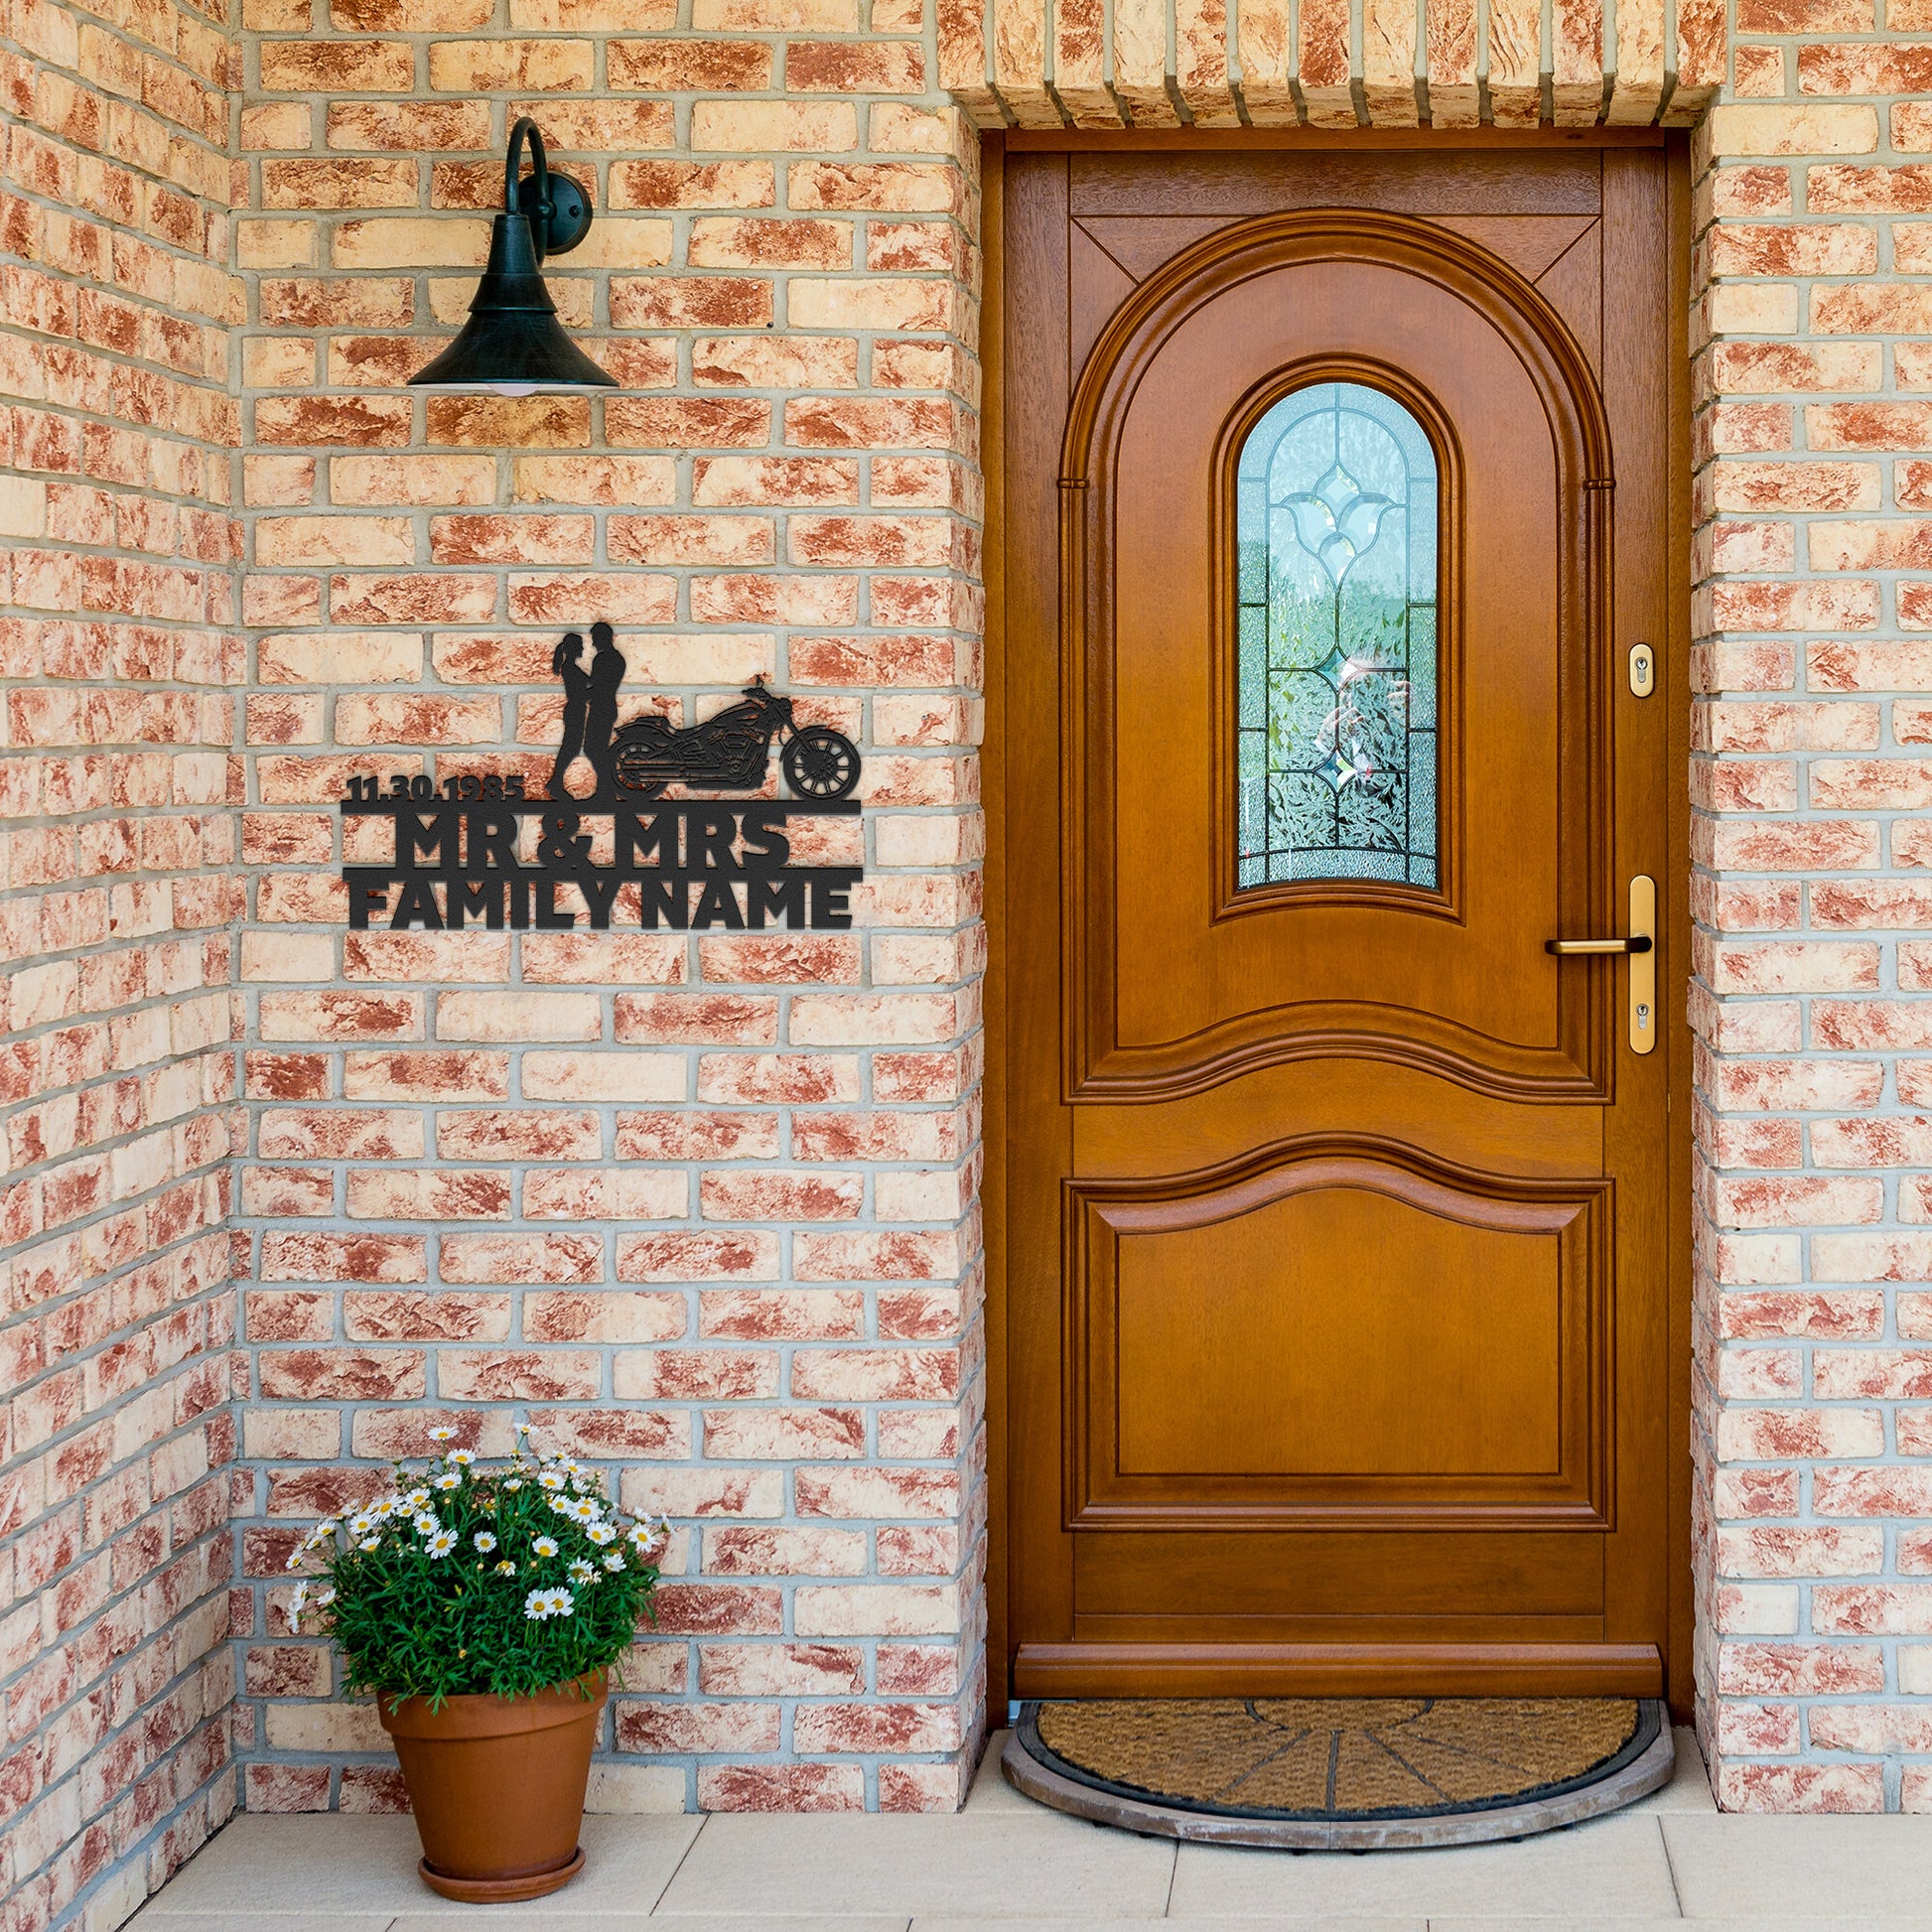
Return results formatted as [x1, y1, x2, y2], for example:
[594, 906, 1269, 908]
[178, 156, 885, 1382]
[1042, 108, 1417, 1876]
[286, 1427, 668, 1708]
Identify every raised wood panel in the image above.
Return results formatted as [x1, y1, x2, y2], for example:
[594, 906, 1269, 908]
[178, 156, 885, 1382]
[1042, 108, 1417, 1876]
[1535, 224, 1605, 375]
[1116, 1190, 1564, 1474]
[1429, 213, 1597, 280]
[1118, 1216, 1563, 1480]
[1066, 1144, 1610, 1531]
[1072, 213, 1233, 281]
[1067, 222, 1137, 390]
[1075, 211, 1599, 291]
[1067, 150, 1605, 217]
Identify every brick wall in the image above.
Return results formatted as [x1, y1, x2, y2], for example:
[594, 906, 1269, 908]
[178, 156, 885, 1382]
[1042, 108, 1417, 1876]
[23, 0, 1932, 1891]
[226, 3, 988, 1818]
[1692, 57, 1932, 1811]
[0, 0, 244, 1921]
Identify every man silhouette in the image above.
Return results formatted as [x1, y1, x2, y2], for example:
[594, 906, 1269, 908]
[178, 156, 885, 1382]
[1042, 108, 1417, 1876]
[584, 621, 627, 797]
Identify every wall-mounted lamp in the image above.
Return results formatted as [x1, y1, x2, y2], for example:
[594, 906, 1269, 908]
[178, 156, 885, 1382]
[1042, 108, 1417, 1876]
[410, 117, 615, 397]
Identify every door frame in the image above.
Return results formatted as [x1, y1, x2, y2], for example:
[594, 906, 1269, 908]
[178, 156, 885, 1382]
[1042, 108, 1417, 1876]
[980, 127, 1696, 1720]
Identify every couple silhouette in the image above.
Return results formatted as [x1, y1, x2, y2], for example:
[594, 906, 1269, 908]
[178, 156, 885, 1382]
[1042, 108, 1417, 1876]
[549, 621, 627, 799]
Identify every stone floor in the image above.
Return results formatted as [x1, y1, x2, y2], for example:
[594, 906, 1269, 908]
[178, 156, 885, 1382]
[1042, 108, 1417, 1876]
[129, 1729, 1932, 1929]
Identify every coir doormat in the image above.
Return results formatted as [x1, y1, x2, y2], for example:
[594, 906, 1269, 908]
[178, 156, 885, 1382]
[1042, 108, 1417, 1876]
[1004, 1697, 1673, 1849]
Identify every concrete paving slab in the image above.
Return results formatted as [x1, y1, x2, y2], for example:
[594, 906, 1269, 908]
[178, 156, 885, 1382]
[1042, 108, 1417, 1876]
[132, 1814, 703, 1916]
[1662, 1814, 1932, 1918]
[919, 1919, 1425, 1932]
[1432, 1922, 1932, 1932]
[397, 1920, 899, 1932]
[655, 1815, 1176, 1918]
[131, 1819, 424, 1915]
[131, 1917, 394, 1931]
[964, 1731, 1033, 1813]
[1625, 1730, 1716, 1815]
[1169, 1815, 1680, 1918]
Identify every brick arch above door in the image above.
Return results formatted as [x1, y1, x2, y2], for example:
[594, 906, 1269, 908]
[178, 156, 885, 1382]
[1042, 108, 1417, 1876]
[938, 0, 1725, 129]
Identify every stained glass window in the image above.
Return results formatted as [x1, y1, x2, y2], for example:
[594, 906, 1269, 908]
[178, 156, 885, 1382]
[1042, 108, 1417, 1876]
[1236, 381, 1440, 891]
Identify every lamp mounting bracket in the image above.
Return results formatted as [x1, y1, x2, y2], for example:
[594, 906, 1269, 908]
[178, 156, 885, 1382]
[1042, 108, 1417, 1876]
[512, 168, 591, 259]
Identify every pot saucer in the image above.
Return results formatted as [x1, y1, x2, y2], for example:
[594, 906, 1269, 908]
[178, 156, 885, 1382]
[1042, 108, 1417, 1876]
[418, 1846, 585, 1902]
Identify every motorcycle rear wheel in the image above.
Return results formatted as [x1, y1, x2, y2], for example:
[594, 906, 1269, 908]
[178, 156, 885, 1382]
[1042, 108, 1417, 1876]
[612, 742, 669, 796]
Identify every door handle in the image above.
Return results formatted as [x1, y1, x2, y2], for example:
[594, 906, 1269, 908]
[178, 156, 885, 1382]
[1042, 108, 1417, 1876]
[1544, 876, 1657, 1055]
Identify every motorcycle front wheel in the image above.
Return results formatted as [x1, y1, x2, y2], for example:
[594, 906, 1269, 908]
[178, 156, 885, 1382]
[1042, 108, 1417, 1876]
[781, 726, 859, 799]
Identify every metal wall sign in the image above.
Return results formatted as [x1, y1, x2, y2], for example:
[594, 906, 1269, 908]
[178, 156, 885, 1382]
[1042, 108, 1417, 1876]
[340, 625, 864, 932]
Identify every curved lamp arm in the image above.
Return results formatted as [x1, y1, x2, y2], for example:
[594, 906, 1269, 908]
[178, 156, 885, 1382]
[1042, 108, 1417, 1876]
[505, 115, 552, 263]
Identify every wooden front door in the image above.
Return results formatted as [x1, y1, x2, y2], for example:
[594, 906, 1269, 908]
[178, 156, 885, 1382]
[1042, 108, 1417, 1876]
[998, 142, 1687, 1702]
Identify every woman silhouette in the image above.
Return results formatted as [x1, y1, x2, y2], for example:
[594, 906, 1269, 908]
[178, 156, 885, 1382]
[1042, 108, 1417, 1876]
[548, 631, 591, 797]
[584, 622, 627, 797]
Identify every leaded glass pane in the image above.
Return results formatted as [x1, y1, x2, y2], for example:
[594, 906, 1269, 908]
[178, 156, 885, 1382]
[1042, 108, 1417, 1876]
[1235, 381, 1441, 890]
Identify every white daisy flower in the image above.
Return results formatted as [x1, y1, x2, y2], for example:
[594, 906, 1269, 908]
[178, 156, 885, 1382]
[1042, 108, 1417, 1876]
[473, 1531, 497, 1554]
[523, 1587, 555, 1620]
[288, 1581, 309, 1628]
[315, 1586, 336, 1608]
[414, 1512, 439, 1536]
[284, 1549, 303, 1573]
[494, 1559, 517, 1576]
[429, 1426, 457, 1443]
[568, 1559, 595, 1585]
[404, 1488, 430, 1510]
[358, 1537, 381, 1552]
[550, 1587, 575, 1617]
[428, 1529, 458, 1558]
[346, 1513, 373, 1538]
[586, 1523, 617, 1546]
[503, 1478, 523, 1492]
[433, 1471, 461, 1492]
[447, 1449, 476, 1466]
[532, 1535, 559, 1559]
[602, 1552, 626, 1573]
[538, 1470, 566, 1491]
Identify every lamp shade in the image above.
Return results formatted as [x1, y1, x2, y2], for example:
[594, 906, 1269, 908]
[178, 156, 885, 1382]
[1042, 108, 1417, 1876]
[409, 119, 615, 397]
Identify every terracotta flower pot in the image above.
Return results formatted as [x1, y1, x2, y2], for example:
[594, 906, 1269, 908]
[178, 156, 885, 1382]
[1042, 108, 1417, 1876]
[378, 1672, 607, 1902]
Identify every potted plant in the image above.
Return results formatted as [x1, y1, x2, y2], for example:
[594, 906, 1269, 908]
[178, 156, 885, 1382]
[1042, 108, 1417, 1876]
[286, 1425, 669, 1902]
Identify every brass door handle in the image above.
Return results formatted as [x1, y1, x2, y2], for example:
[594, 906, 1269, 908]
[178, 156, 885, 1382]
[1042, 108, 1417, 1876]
[1545, 877, 1657, 1056]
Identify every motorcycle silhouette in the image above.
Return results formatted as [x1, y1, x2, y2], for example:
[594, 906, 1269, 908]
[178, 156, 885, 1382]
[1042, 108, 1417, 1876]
[608, 679, 860, 801]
